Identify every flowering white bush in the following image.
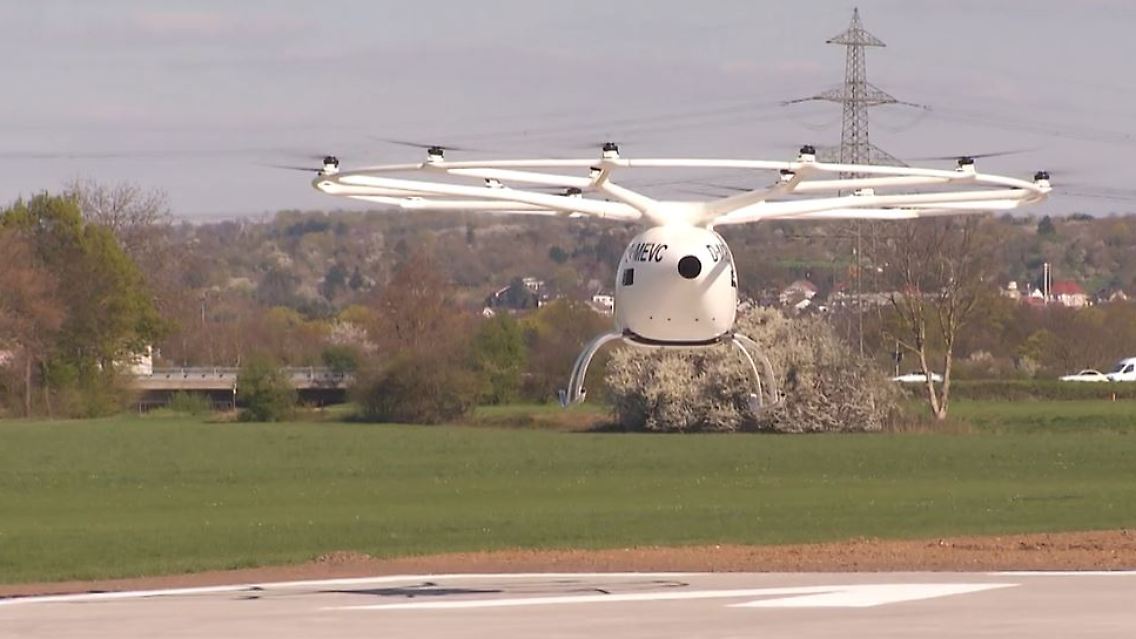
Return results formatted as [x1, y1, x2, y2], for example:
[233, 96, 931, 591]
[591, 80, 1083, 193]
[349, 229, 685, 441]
[605, 308, 900, 433]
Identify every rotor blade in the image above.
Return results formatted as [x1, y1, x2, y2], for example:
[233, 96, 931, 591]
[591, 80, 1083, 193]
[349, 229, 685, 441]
[698, 182, 752, 193]
[372, 137, 478, 152]
[565, 139, 631, 150]
[262, 163, 322, 173]
[0, 150, 217, 160]
[1, 146, 333, 161]
[1058, 185, 1136, 202]
[674, 186, 734, 198]
[1031, 166, 1087, 179]
[908, 148, 1036, 162]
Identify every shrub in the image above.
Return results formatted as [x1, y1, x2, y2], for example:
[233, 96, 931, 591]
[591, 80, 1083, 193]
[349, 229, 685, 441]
[321, 345, 359, 376]
[168, 390, 212, 416]
[353, 351, 481, 424]
[520, 300, 612, 403]
[237, 357, 297, 422]
[45, 364, 135, 418]
[605, 308, 901, 433]
[472, 314, 526, 405]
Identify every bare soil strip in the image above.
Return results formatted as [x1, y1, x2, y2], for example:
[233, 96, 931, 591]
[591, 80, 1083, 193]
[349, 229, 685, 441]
[3, 530, 1133, 599]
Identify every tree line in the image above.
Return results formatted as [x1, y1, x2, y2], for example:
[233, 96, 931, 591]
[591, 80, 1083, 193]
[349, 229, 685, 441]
[6, 182, 1136, 424]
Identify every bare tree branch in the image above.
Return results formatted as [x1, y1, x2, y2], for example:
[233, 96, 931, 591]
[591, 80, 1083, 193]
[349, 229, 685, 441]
[878, 217, 996, 419]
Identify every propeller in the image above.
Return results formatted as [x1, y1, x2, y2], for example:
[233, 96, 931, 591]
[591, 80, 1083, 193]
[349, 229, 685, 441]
[1057, 185, 1136, 202]
[674, 186, 739, 198]
[261, 155, 339, 173]
[1049, 173, 1136, 201]
[1, 149, 257, 160]
[907, 148, 1035, 162]
[0, 150, 149, 159]
[371, 137, 480, 153]
[264, 163, 322, 173]
[557, 139, 631, 151]
[3, 145, 346, 161]
[695, 182, 751, 193]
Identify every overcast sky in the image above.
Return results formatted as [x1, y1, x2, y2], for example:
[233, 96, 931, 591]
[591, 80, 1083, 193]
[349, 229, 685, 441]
[3, 0, 1134, 218]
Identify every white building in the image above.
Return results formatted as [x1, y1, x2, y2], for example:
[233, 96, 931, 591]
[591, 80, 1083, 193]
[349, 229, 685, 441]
[591, 293, 615, 315]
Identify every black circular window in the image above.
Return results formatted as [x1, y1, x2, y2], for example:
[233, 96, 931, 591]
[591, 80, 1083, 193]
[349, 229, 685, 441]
[677, 255, 702, 279]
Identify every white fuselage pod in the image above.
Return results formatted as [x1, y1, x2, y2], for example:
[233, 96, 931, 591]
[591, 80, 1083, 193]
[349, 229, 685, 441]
[614, 225, 738, 346]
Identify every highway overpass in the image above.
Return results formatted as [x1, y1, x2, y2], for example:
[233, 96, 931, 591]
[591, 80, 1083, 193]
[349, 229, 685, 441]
[133, 367, 350, 409]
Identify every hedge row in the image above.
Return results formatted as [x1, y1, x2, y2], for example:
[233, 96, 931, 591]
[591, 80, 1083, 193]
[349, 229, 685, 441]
[945, 379, 1136, 401]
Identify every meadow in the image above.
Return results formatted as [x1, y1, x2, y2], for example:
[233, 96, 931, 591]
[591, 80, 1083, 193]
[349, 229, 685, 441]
[1, 399, 1135, 584]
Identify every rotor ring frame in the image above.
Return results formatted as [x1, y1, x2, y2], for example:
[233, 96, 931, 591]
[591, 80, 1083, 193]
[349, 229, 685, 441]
[313, 153, 1050, 228]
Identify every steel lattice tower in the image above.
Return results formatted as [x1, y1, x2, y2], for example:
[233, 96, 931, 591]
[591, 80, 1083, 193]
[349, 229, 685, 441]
[787, 8, 904, 166]
[784, 8, 915, 355]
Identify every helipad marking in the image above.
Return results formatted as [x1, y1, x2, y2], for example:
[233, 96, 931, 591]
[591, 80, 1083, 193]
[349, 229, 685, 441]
[0, 572, 691, 607]
[330, 583, 1017, 611]
[732, 583, 1014, 608]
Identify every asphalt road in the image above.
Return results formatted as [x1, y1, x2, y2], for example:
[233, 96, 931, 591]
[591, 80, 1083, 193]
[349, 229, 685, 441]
[3, 571, 1135, 638]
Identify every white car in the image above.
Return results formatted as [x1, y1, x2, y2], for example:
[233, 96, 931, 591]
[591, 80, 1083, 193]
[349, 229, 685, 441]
[1059, 369, 1109, 382]
[891, 371, 943, 383]
[1107, 358, 1136, 382]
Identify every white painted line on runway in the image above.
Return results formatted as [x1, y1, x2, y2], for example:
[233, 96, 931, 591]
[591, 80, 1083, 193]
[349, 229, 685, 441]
[331, 583, 1018, 611]
[0, 572, 692, 607]
[988, 571, 1136, 577]
[732, 583, 1015, 608]
[0, 585, 254, 607]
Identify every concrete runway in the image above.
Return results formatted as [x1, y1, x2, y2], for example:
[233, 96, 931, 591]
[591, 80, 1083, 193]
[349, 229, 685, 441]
[3, 571, 1135, 638]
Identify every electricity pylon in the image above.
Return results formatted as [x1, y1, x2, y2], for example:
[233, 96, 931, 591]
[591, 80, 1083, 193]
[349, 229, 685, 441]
[784, 8, 923, 354]
[785, 7, 917, 166]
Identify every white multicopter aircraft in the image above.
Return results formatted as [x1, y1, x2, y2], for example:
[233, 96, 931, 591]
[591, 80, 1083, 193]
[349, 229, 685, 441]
[310, 143, 1050, 413]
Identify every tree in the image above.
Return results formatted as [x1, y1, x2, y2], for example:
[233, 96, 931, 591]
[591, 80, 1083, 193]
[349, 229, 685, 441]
[2, 193, 165, 415]
[256, 266, 301, 308]
[493, 277, 538, 310]
[237, 356, 297, 422]
[320, 263, 349, 301]
[520, 300, 611, 402]
[878, 217, 997, 419]
[354, 252, 481, 423]
[370, 252, 465, 352]
[348, 267, 366, 291]
[0, 230, 65, 416]
[66, 179, 171, 255]
[321, 344, 360, 376]
[67, 179, 170, 239]
[472, 313, 527, 404]
[548, 245, 569, 264]
[66, 180, 181, 318]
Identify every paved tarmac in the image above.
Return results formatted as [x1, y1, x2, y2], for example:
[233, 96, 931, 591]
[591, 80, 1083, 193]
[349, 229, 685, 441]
[3, 571, 1135, 638]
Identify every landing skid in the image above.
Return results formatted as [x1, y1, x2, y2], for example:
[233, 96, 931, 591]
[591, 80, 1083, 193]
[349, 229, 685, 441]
[732, 333, 782, 414]
[558, 330, 624, 407]
[558, 330, 782, 414]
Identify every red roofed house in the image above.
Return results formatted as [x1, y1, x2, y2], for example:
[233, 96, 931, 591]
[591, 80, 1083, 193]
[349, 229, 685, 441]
[779, 279, 819, 307]
[1051, 280, 1089, 308]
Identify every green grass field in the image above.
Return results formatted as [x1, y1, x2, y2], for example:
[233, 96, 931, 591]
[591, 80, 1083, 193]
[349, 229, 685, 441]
[950, 399, 1136, 434]
[2, 400, 1136, 584]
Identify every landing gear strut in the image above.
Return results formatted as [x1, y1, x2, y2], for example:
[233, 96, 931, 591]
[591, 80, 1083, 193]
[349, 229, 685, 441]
[558, 330, 624, 407]
[732, 333, 781, 414]
[558, 331, 781, 414]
